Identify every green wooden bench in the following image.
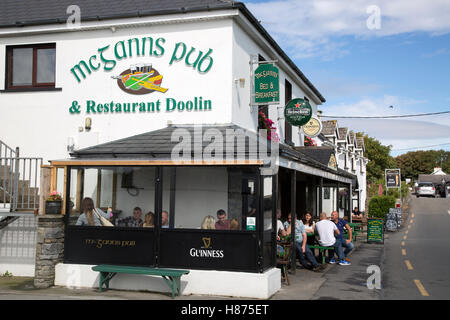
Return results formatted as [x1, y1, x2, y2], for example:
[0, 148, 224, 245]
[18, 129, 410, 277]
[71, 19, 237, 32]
[347, 223, 362, 241]
[308, 245, 334, 264]
[91, 265, 189, 299]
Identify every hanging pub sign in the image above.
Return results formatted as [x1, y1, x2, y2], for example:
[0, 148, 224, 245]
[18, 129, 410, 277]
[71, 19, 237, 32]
[385, 169, 401, 188]
[302, 116, 322, 138]
[254, 64, 279, 104]
[284, 98, 312, 127]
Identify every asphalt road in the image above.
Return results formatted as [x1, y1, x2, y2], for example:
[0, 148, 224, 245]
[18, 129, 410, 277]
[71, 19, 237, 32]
[382, 197, 450, 299]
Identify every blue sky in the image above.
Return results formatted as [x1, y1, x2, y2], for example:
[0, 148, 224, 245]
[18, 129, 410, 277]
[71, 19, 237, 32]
[244, 0, 450, 157]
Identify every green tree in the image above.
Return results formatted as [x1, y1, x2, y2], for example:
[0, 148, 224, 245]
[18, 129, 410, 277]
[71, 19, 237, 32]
[395, 150, 450, 179]
[356, 133, 396, 183]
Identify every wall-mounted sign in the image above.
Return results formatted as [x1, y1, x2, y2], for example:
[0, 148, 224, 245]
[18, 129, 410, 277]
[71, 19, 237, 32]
[254, 64, 279, 104]
[112, 63, 168, 95]
[367, 218, 384, 243]
[385, 169, 401, 188]
[246, 217, 256, 231]
[284, 98, 312, 127]
[302, 116, 322, 138]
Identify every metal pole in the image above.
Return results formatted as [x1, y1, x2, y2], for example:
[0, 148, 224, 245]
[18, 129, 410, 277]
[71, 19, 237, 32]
[319, 177, 323, 214]
[291, 169, 296, 274]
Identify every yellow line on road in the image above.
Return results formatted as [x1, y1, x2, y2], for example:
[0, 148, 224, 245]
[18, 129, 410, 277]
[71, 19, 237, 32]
[402, 249, 406, 255]
[401, 241, 405, 246]
[408, 225, 411, 229]
[412, 213, 415, 218]
[414, 280, 430, 296]
[403, 235, 408, 240]
[405, 230, 409, 235]
[405, 260, 413, 270]
[410, 219, 414, 224]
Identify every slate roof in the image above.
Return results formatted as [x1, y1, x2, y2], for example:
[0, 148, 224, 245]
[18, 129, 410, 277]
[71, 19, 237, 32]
[69, 123, 355, 181]
[338, 127, 348, 141]
[0, 0, 230, 27]
[321, 120, 337, 136]
[71, 124, 264, 158]
[356, 137, 365, 150]
[0, 0, 325, 103]
[294, 146, 334, 167]
[349, 131, 355, 145]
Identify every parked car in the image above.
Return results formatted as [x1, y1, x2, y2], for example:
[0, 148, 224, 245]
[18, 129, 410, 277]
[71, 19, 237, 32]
[416, 182, 437, 198]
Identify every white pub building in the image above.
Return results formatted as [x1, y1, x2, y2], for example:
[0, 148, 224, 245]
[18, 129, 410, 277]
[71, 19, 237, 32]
[0, 0, 366, 298]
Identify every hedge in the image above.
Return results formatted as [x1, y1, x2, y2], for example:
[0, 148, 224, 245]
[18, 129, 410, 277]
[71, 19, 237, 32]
[368, 195, 396, 219]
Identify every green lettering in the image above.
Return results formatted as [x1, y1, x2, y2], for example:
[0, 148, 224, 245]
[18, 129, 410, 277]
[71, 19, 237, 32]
[169, 42, 186, 65]
[70, 60, 91, 82]
[114, 41, 127, 60]
[128, 38, 140, 57]
[88, 55, 100, 71]
[198, 48, 213, 73]
[98, 45, 116, 71]
[166, 98, 176, 111]
[154, 38, 165, 56]
[185, 47, 203, 68]
[86, 100, 96, 113]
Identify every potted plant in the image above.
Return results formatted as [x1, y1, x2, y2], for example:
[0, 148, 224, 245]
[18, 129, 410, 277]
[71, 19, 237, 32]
[304, 136, 317, 146]
[45, 190, 62, 214]
[258, 111, 280, 142]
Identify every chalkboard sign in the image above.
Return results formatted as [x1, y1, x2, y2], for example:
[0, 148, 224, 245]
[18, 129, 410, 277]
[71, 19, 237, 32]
[389, 208, 402, 229]
[367, 218, 384, 243]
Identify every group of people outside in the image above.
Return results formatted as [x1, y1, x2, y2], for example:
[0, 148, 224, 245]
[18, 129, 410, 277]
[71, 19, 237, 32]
[277, 209, 354, 272]
[75, 198, 240, 230]
[75, 197, 170, 228]
[201, 209, 240, 230]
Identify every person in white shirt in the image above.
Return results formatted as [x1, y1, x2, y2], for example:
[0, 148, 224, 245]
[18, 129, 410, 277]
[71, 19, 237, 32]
[315, 212, 350, 266]
[276, 209, 286, 238]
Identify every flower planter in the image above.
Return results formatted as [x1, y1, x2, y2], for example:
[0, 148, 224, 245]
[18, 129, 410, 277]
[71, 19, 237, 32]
[45, 200, 62, 214]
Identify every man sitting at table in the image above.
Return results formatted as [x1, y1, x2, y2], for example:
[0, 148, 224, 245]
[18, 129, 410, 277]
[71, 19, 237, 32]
[284, 213, 324, 272]
[215, 209, 230, 230]
[331, 210, 354, 262]
[315, 212, 350, 266]
[116, 207, 144, 227]
[352, 207, 362, 221]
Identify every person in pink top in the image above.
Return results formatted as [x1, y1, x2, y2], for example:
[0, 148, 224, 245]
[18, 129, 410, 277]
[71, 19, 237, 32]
[215, 209, 230, 230]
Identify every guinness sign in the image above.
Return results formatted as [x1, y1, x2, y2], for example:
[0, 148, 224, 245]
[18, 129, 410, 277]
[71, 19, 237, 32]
[189, 237, 224, 258]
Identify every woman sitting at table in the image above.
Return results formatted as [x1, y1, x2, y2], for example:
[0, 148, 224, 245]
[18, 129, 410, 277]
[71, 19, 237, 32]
[302, 211, 316, 246]
[302, 211, 315, 233]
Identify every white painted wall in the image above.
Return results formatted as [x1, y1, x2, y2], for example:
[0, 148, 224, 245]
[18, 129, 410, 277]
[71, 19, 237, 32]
[0, 18, 233, 163]
[55, 263, 280, 299]
[230, 21, 318, 145]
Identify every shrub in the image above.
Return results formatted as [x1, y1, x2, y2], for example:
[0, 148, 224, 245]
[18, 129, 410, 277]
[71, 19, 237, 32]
[368, 195, 396, 219]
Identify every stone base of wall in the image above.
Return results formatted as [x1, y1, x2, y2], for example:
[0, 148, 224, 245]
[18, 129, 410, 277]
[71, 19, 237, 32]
[33, 215, 64, 288]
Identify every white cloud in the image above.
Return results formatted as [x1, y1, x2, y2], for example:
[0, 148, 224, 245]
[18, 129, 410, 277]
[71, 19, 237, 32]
[246, 0, 450, 59]
[319, 95, 450, 154]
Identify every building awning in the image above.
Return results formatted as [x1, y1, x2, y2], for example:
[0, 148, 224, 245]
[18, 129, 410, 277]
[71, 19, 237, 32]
[50, 124, 355, 184]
